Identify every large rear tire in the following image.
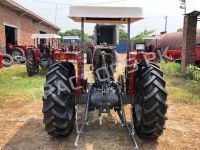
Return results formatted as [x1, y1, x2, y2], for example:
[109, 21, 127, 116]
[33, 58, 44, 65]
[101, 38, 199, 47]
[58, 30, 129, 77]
[43, 62, 76, 137]
[26, 49, 39, 76]
[133, 62, 168, 140]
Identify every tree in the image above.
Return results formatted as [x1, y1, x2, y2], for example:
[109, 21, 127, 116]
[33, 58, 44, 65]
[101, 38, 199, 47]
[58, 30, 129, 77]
[177, 28, 183, 32]
[132, 29, 155, 43]
[117, 25, 128, 42]
[59, 29, 93, 43]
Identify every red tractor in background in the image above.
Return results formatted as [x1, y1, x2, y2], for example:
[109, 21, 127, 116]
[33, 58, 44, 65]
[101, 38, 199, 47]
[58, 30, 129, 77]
[145, 36, 200, 66]
[6, 43, 28, 63]
[159, 44, 200, 66]
[86, 24, 118, 64]
[41, 6, 168, 149]
[63, 36, 80, 52]
[25, 34, 61, 76]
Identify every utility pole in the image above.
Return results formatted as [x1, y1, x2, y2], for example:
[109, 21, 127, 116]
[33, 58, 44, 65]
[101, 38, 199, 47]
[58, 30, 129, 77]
[180, 0, 186, 14]
[164, 16, 168, 33]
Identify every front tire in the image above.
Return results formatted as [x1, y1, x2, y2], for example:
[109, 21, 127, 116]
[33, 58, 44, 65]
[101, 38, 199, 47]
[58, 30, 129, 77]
[133, 62, 168, 140]
[43, 62, 76, 137]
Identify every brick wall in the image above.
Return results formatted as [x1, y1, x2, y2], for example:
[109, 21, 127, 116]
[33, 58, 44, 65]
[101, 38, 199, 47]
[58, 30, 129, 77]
[181, 14, 197, 70]
[0, 4, 59, 49]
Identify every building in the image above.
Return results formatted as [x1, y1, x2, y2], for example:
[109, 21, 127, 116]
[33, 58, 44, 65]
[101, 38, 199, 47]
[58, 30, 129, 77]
[0, 0, 60, 49]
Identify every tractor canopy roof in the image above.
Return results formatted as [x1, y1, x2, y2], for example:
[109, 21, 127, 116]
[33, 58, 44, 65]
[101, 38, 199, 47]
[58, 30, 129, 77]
[31, 34, 61, 39]
[63, 36, 80, 40]
[68, 6, 143, 24]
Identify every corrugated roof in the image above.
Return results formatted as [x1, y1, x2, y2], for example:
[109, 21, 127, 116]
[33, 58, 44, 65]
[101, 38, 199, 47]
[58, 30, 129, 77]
[0, 0, 60, 30]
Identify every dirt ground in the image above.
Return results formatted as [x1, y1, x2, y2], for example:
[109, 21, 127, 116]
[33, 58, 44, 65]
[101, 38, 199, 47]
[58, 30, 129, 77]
[0, 55, 200, 149]
[0, 99, 200, 150]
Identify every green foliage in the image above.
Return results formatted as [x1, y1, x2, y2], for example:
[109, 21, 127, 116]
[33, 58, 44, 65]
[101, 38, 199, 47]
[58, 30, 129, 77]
[166, 76, 200, 104]
[159, 62, 200, 104]
[132, 29, 155, 43]
[59, 29, 94, 43]
[185, 65, 200, 81]
[117, 25, 127, 42]
[177, 28, 183, 32]
[159, 62, 181, 77]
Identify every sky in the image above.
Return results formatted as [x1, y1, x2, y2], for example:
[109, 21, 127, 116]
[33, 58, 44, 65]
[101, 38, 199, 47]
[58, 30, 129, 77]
[15, 0, 200, 36]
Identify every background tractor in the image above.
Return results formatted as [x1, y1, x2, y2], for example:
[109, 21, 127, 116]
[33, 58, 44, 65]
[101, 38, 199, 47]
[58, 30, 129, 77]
[42, 6, 168, 149]
[145, 36, 200, 65]
[86, 24, 118, 64]
[6, 43, 27, 63]
[25, 34, 61, 76]
[63, 36, 80, 52]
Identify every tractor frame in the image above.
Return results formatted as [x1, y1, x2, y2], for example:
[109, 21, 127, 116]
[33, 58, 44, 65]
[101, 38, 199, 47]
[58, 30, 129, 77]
[42, 6, 168, 149]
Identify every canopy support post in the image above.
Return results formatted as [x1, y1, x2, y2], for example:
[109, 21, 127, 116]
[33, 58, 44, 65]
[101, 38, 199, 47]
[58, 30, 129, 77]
[127, 18, 131, 56]
[81, 17, 85, 80]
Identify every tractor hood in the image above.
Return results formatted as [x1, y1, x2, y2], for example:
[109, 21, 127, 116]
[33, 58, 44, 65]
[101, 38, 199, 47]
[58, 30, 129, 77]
[68, 6, 143, 24]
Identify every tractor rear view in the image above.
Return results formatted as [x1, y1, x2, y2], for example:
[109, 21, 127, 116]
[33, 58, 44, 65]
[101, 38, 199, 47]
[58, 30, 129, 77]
[42, 6, 168, 149]
[86, 24, 118, 64]
[26, 34, 61, 76]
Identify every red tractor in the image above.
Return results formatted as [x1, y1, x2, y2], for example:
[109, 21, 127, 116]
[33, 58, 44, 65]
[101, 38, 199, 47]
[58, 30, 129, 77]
[144, 36, 200, 65]
[63, 36, 80, 52]
[162, 45, 200, 65]
[6, 43, 27, 63]
[25, 34, 61, 76]
[42, 6, 168, 149]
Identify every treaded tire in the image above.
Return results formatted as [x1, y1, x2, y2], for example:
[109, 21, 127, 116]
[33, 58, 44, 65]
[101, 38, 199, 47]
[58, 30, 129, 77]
[2, 54, 13, 67]
[26, 49, 39, 76]
[12, 47, 26, 64]
[93, 48, 117, 80]
[43, 62, 76, 137]
[86, 48, 93, 64]
[133, 62, 168, 140]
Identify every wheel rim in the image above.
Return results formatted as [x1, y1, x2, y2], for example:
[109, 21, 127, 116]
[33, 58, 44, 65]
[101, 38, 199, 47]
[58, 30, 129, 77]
[12, 49, 25, 63]
[3, 57, 10, 63]
[12, 50, 21, 57]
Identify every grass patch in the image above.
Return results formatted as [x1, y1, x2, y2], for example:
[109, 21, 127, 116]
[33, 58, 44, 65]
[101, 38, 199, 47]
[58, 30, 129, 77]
[159, 62, 181, 77]
[160, 62, 200, 104]
[0, 65, 46, 108]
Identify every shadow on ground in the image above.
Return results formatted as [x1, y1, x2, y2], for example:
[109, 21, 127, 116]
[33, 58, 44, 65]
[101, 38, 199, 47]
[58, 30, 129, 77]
[2, 116, 158, 150]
